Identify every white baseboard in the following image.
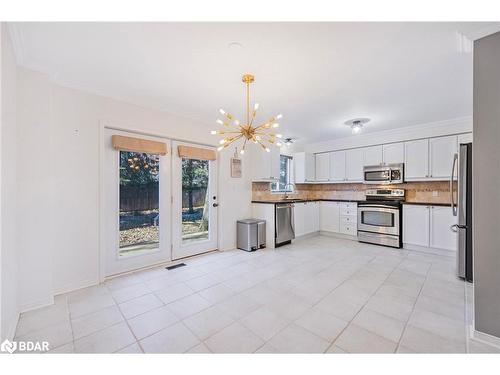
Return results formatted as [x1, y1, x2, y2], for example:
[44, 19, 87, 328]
[53, 278, 100, 296]
[18, 296, 54, 315]
[469, 325, 500, 349]
[3, 311, 20, 340]
[319, 231, 358, 241]
[295, 231, 322, 240]
[403, 243, 455, 258]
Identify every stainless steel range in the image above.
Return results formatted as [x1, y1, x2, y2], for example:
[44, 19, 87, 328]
[357, 189, 405, 248]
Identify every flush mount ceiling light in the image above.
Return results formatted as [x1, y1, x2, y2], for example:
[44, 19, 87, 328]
[227, 41, 244, 50]
[345, 118, 370, 134]
[211, 74, 283, 155]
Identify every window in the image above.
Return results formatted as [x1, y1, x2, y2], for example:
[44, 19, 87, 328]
[181, 157, 210, 243]
[271, 155, 293, 192]
[119, 151, 160, 257]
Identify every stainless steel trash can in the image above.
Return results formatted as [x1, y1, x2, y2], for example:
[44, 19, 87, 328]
[237, 219, 266, 251]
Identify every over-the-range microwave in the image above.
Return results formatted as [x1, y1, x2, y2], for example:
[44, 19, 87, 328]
[363, 163, 404, 184]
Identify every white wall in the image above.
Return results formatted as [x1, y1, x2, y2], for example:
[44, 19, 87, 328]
[16, 68, 54, 311]
[1, 23, 19, 340]
[15, 68, 251, 306]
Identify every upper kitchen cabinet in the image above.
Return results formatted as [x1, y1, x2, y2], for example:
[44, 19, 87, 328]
[345, 148, 364, 182]
[315, 153, 330, 181]
[329, 150, 346, 182]
[382, 142, 404, 164]
[429, 136, 458, 179]
[251, 144, 281, 181]
[363, 145, 383, 166]
[294, 152, 315, 183]
[404, 139, 429, 180]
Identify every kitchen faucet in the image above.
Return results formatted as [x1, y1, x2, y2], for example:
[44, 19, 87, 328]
[283, 183, 296, 200]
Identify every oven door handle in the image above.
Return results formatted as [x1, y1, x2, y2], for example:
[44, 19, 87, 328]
[358, 205, 399, 211]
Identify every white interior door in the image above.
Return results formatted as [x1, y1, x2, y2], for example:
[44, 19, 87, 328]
[103, 128, 171, 276]
[171, 141, 218, 260]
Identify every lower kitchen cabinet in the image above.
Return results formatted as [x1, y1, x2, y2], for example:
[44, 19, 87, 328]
[319, 201, 357, 236]
[403, 204, 457, 252]
[319, 201, 340, 232]
[429, 206, 457, 251]
[294, 201, 319, 237]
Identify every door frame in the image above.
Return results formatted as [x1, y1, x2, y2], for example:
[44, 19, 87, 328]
[98, 121, 219, 282]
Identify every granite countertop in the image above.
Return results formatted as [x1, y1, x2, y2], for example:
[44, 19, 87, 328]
[251, 198, 364, 204]
[252, 199, 450, 206]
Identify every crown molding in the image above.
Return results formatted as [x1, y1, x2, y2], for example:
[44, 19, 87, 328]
[6, 23, 26, 65]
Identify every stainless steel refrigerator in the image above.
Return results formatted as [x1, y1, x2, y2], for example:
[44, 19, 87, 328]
[451, 143, 473, 282]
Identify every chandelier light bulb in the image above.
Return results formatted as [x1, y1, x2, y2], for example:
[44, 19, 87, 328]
[210, 130, 217, 135]
[276, 142, 282, 147]
[272, 123, 279, 128]
[254, 103, 260, 110]
[217, 146, 224, 151]
[219, 109, 226, 115]
[219, 139, 227, 145]
[276, 134, 283, 138]
[216, 119, 223, 125]
[276, 114, 283, 120]
[240, 149, 245, 155]
[265, 147, 270, 153]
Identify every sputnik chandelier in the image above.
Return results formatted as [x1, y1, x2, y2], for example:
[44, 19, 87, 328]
[211, 74, 283, 155]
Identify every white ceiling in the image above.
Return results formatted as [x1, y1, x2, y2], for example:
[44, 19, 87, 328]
[8, 22, 496, 144]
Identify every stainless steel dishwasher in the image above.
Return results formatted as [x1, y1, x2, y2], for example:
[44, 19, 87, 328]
[275, 203, 295, 246]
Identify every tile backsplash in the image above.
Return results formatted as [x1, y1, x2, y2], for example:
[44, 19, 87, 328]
[252, 180, 454, 204]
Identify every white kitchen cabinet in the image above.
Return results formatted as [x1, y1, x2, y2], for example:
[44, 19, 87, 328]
[294, 201, 319, 236]
[251, 144, 281, 181]
[329, 151, 346, 182]
[430, 206, 457, 251]
[315, 153, 330, 181]
[429, 136, 457, 179]
[309, 201, 320, 233]
[294, 202, 307, 237]
[404, 139, 429, 180]
[320, 201, 340, 233]
[403, 205, 430, 247]
[339, 202, 357, 236]
[345, 148, 364, 182]
[383, 142, 404, 164]
[363, 145, 383, 166]
[294, 152, 315, 183]
[403, 204, 457, 252]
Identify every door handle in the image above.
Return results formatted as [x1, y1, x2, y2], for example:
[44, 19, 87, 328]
[450, 224, 467, 232]
[450, 153, 458, 216]
[212, 203, 219, 207]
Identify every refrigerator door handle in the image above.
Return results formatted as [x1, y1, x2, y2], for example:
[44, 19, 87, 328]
[450, 153, 458, 216]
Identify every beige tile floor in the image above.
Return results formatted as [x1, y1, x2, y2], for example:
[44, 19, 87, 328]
[14, 235, 499, 353]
